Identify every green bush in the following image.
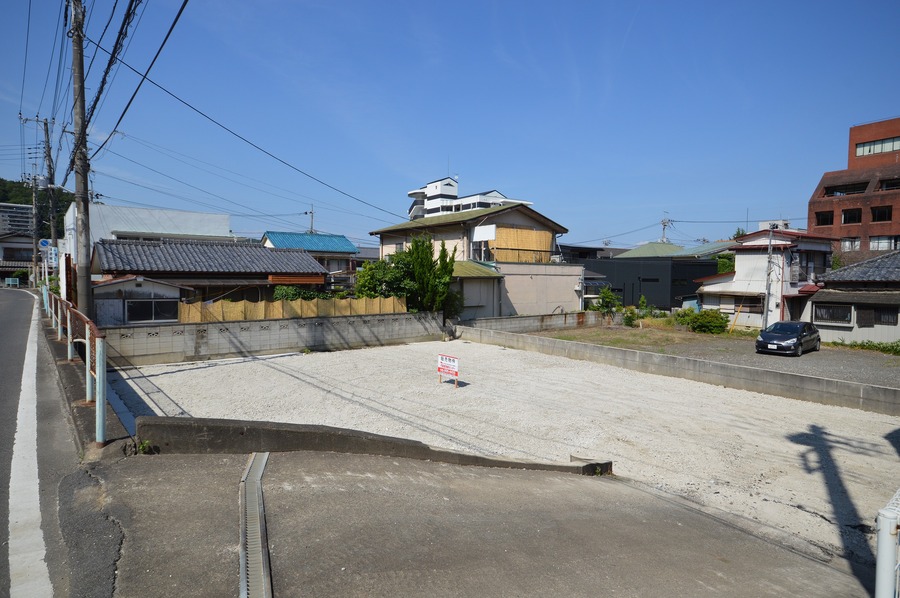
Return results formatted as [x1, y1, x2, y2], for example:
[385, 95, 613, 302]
[673, 308, 697, 326]
[687, 309, 729, 334]
[622, 306, 639, 327]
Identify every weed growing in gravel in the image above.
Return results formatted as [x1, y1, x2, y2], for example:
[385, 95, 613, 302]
[831, 339, 900, 356]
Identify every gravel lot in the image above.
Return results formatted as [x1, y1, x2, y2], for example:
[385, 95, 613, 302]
[111, 339, 900, 568]
[536, 326, 900, 389]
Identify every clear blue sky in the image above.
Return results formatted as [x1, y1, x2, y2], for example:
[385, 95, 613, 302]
[3, 0, 900, 249]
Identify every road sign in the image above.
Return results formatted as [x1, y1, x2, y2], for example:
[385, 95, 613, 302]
[39, 238, 51, 248]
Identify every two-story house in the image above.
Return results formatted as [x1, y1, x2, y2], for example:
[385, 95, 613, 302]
[696, 224, 834, 328]
[370, 179, 582, 318]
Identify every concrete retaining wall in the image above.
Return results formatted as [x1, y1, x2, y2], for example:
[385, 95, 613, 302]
[135, 416, 609, 475]
[104, 312, 445, 366]
[460, 311, 614, 333]
[455, 325, 900, 417]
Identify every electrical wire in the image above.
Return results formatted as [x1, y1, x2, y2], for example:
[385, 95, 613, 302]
[92, 0, 188, 157]
[82, 36, 406, 221]
[117, 134, 398, 226]
[19, 0, 33, 114]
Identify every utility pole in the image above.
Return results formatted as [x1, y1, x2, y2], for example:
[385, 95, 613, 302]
[42, 118, 58, 275]
[31, 174, 39, 288]
[660, 217, 671, 243]
[71, 0, 92, 315]
[303, 205, 315, 233]
[761, 223, 777, 330]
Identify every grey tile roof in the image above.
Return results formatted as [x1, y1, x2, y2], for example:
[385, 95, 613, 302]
[93, 239, 328, 275]
[821, 251, 900, 283]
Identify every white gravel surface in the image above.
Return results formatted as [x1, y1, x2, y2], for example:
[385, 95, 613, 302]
[112, 339, 900, 565]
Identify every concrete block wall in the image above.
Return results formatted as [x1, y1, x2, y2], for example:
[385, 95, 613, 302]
[460, 311, 611, 333]
[455, 325, 900, 417]
[104, 313, 445, 366]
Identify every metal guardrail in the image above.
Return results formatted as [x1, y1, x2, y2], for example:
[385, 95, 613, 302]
[42, 290, 109, 445]
[876, 489, 900, 598]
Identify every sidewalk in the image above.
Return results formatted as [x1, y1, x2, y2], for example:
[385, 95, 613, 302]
[43, 316, 874, 597]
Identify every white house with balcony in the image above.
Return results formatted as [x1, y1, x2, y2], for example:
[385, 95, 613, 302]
[696, 225, 835, 328]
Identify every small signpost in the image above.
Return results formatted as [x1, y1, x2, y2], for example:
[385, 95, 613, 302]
[438, 353, 459, 388]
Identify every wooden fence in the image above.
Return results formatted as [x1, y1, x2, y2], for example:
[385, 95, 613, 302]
[179, 296, 407, 323]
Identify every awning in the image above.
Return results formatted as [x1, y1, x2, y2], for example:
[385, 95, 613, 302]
[811, 290, 900, 306]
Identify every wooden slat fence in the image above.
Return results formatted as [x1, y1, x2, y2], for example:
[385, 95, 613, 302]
[179, 297, 407, 323]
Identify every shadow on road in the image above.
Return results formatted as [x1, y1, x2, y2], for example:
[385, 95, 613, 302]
[787, 424, 876, 594]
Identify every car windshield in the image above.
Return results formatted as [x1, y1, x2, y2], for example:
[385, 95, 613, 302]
[766, 322, 802, 334]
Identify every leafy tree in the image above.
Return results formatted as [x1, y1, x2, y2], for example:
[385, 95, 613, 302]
[355, 254, 415, 299]
[355, 235, 456, 313]
[732, 227, 747, 239]
[716, 253, 735, 273]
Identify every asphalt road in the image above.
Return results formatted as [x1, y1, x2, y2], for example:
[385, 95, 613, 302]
[0, 289, 79, 596]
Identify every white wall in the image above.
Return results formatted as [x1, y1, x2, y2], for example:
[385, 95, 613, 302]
[495, 263, 583, 316]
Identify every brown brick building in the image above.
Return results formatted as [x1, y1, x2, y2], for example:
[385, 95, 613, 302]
[807, 117, 900, 263]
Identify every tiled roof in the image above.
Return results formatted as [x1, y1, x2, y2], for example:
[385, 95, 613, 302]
[821, 251, 900, 283]
[93, 239, 327, 275]
[370, 204, 568, 235]
[262, 231, 359, 254]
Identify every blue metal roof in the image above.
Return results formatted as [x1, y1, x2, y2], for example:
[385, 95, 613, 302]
[262, 231, 359, 254]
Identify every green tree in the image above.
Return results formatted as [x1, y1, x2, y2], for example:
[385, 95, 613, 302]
[716, 252, 735, 273]
[355, 255, 415, 299]
[355, 235, 456, 314]
[732, 227, 747, 239]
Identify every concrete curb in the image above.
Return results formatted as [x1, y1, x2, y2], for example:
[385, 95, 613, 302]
[135, 416, 613, 476]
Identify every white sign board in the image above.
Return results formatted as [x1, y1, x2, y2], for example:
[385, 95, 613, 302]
[472, 224, 496, 242]
[437, 353, 459, 387]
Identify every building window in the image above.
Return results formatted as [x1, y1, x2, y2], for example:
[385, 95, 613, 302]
[840, 237, 860, 251]
[125, 299, 179, 323]
[814, 303, 852, 324]
[824, 183, 868, 197]
[869, 236, 900, 250]
[735, 296, 763, 314]
[842, 208, 862, 224]
[880, 179, 900, 191]
[875, 306, 899, 326]
[814, 211, 834, 226]
[871, 205, 893, 222]
[857, 136, 900, 157]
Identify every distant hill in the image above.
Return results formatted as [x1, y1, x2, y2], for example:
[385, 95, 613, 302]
[0, 177, 75, 239]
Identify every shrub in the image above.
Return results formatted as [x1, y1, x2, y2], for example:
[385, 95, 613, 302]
[673, 308, 697, 326]
[688, 309, 729, 334]
[622, 306, 639, 327]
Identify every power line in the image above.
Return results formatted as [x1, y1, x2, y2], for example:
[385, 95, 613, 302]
[19, 0, 33, 114]
[82, 36, 406, 222]
[117, 133, 398, 226]
[92, 0, 189, 157]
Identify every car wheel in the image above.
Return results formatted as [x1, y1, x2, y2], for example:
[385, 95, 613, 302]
[814, 338, 821, 352]
[795, 344, 803, 357]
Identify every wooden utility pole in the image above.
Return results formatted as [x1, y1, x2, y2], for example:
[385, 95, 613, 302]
[42, 118, 58, 275]
[71, 0, 92, 314]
